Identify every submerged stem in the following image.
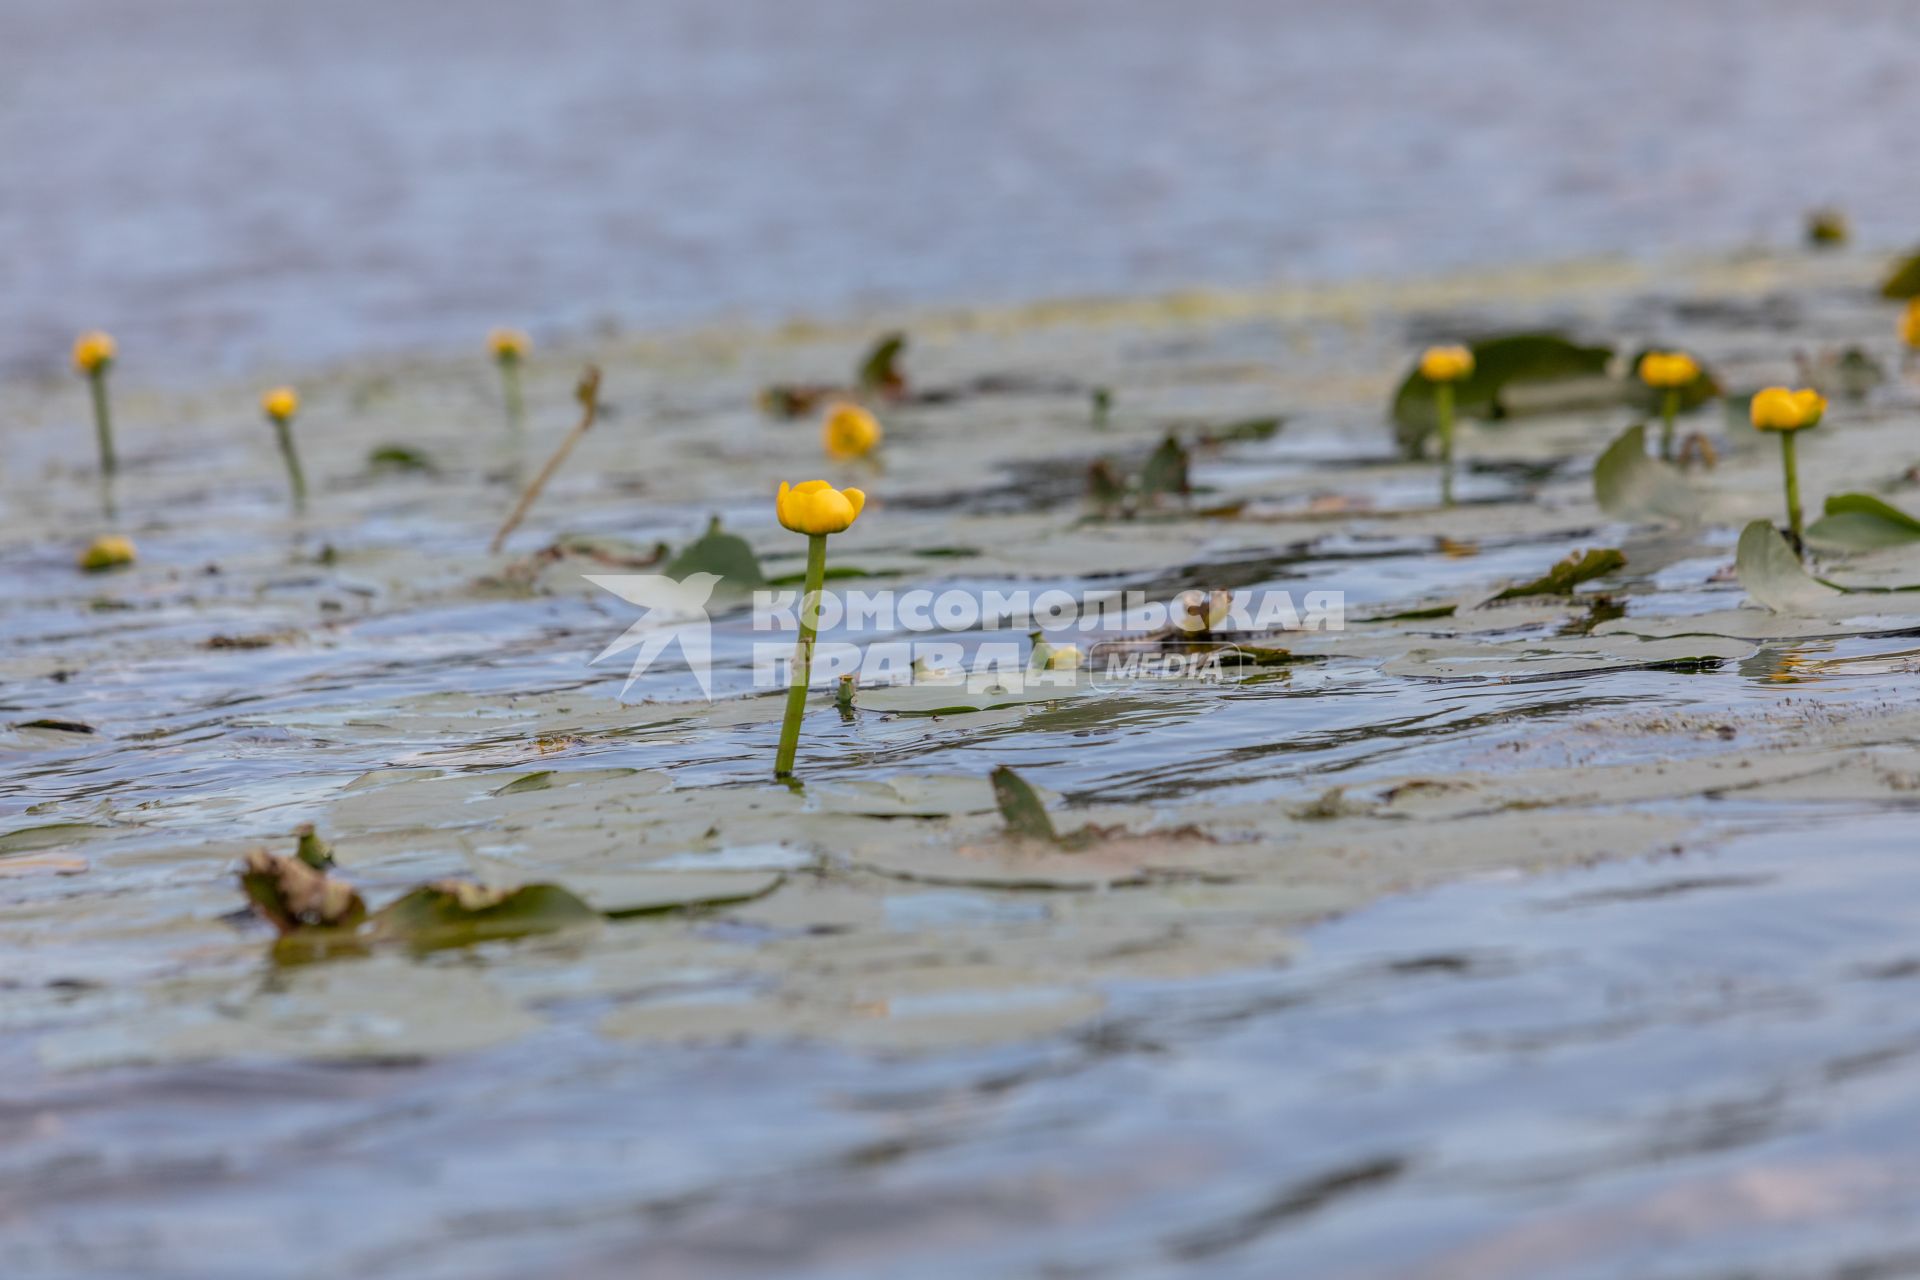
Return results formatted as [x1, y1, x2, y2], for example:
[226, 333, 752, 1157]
[273, 417, 307, 513]
[1659, 388, 1679, 462]
[1436, 382, 1456, 507]
[774, 533, 828, 779]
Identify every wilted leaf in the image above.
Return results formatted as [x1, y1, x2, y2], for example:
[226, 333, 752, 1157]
[1392, 332, 1614, 455]
[371, 880, 597, 949]
[666, 517, 767, 588]
[1806, 493, 1920, 550]
[1492, 548, 1627, 601]
[1088, 459, 1128, 515]
[1593, 424, 1697, 523]
[991, 766, 1059, 842]
[239, 849, 366, 935]
[1735, 520, 1842, 613]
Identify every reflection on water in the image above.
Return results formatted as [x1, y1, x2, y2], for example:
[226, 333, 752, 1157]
[4, 0, 1920, 374]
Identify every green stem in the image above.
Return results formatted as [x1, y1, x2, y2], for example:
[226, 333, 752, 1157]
[88, 370, 116, 477]
[273, 417, 308, 513]
[1659, 388, 1679, 462]
[499, 357, 524, 438]
[774, 534, 828, 778]
[1435, 382, 1456, 507]
[1780, 431, 1803, 553]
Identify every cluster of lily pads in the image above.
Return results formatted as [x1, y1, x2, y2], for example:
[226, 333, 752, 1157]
[57, 250, 1920, 958]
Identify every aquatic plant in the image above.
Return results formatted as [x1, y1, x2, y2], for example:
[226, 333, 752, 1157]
[772, 480, 866, 777]
[821, 401, 883, 461]
[492, 366, 601, 553]
[1805, 207, 1849, 247]
[72, 331, 118, 477]
[1419, 345, 1474, 505]
[489, 328, 529, 437]
[261, 386, 306, 512]
[1637, 351, 1701, 462]
[1749, 386, 1826, 552]
[1901, 299, 1920, 359]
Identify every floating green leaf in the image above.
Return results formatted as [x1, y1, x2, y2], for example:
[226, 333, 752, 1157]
[0, 822, 107, 855]
[1140, 433, 1192, 502]
[1392, 332, 1614, 456]
[991, 765, 1059, 842]
[1880, 250, 1920, 299]
[371, 881, 598, 950]
[1492, 548, 1627, 601]
[1593, 424, 1697, 523]
[857, 331, 907, 395]
[1735, 520, 1842, 613]
[1197, 416, 1283, 445]
[1806, 493, 1920, 550]
[367, 444, 437, 473]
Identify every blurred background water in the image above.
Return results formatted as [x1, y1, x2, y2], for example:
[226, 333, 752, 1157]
[3, 0, 1918, 377]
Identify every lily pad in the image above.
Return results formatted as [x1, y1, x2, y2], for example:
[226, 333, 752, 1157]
[1806, 494, 1920, 551]
[1592, 424, 1697, 524]
[0, 822, 108, 855]
[1392, 332, 1614, 455]
[1491, 548, 1626, 601]
[1880, 250, 1920, 299]
[371, 880, 598, 949]
[1735, 520, 1842, 613]
[991, 766, 1058, 842]
[367, 443, 437, 473]
[666, 517, 766, 589]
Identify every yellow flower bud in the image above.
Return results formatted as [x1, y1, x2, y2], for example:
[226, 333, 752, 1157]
[78, 534, 136, 572]
[261, 386, 300, 423]
[1749, 386, 1826, 432]
[488, 328, 530, 361]
[72, 331, 116, 375]
[775, 480, 866, 536]
[821, 401, 883, 460]
[1901, 299, 1920, 351]
[1638, 350, 1700, 388]
[1419, 345, 1474, 382]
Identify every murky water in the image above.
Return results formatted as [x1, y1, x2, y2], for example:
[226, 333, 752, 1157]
[5, 0, 1920, 374]
[5, 177, 1920, 1280]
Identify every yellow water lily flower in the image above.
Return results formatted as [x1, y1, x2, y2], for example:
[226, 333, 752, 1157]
[1419, 345, 1474, 382]
[1639, 350, 1700, 388]
[1901, 299, 1920, 350]
[261, 386, 300, 422]
[488, 328, 529, 361]
[1749, 386, 1826, 432]
[822, 402, 883, 460]
[776, 480, 865, 535]
[78, 534, 135, 572]
[72, 331, 116, 374]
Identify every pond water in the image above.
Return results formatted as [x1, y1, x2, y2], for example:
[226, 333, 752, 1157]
[6, 6, 1920, 1263]
[4, 0, 1920, 374]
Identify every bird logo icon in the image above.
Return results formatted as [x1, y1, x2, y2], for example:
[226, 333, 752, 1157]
[585, 572, 722, 700]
